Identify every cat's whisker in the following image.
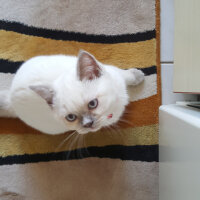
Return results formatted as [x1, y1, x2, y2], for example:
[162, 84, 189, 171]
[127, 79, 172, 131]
[75, 135, 81, 159]
[80, 135, 85, 159]
[111, 115, 133, 126]
[77, 135, 84, 159]
[102, 118, 125, 138]
[83, 135, 91, 157]
[123, 110, 134, 114]
[56, 110, 131, 159]
[55, 131, 77, 152]
[68, 130, 80, 158]
[123, 113, 134, 116]
[73, 134, 81, 159]
[95, 116, 104, 125]
[122, 114, 134, 118]
[74, 127, 87, 159]
[110, 124, 125, 140]
[118, 118, 134, 126]
[65, 131, 79, 160]
[106, 127, 115, 136]
[103, 125, 116, 138]
[108, 125, 120, 135]
[81, 135, 87, 158]
[122, 112, 135, 117]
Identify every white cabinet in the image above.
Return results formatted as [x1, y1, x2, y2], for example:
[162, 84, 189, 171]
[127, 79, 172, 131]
[159, 104, 200, 200]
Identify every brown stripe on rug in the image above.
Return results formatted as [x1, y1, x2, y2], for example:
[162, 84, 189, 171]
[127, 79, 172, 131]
[0, 94, 159, 134]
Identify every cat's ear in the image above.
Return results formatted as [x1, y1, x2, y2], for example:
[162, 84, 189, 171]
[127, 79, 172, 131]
[29, 85, 54, 106]
[77, 50, 102, 81]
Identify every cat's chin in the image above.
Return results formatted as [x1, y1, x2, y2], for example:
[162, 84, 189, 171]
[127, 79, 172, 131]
[77, 127, 101, 135]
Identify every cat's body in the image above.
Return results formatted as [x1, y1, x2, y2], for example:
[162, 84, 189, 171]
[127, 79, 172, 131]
[0, 51, 144, 134]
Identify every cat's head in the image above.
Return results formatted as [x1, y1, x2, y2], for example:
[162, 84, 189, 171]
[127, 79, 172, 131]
[30, 51, 129, 134]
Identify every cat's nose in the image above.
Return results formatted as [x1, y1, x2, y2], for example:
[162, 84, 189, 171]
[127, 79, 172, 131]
[82, 116, 94, 128]
[83, 121, 93, 128]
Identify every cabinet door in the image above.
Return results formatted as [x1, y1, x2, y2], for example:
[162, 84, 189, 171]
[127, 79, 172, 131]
[174, 0, 200, 93]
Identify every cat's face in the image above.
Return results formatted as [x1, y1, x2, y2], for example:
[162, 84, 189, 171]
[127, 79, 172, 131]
[31, 51, 129, 134]
[54, 72, 128, 134]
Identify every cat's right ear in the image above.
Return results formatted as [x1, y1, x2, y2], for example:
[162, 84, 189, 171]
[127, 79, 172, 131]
[29, 85, 54, 107]
[77, 50, 102, 81]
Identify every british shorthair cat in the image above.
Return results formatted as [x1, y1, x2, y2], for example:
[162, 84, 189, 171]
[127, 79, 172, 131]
[0, 51, 144, 134]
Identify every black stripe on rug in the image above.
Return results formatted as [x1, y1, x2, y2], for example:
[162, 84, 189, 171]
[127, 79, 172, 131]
[0, 59, 157, 75]
[138, 66, 157, 76]
[0, 145, 158, 165]
[0, 59, 22, 73]
[0, 20, 155, 44]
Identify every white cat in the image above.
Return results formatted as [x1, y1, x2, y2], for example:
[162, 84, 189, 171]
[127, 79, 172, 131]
[0, 51, 144, 134]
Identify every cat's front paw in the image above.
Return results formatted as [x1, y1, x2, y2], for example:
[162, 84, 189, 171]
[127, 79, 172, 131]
[128, 68, 145, 86]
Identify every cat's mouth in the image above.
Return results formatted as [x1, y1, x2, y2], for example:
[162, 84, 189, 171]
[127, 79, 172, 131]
[78, 126, 100, 134]
[78, 114, 114, 134]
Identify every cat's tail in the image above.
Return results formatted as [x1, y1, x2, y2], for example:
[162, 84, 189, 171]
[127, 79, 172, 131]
[0, 90, 16, 118]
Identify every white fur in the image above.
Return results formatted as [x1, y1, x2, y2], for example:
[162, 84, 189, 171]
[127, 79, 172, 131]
[0, 90, 16, 117]
[0, 51, 144, 134]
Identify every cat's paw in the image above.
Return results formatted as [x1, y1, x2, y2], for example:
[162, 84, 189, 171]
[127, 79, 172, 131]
[128, 68, 145, 86]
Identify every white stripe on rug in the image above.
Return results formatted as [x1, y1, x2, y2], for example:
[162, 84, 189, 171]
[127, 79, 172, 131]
[0, 158, 158, 200]
[0, 0, 155, 35]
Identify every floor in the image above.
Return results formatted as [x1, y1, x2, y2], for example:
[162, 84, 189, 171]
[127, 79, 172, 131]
[160, 0, 197, 104]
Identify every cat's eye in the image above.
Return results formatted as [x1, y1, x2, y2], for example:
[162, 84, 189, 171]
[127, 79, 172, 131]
[88, 99, 98, 109]
[65, 114, 77, 122]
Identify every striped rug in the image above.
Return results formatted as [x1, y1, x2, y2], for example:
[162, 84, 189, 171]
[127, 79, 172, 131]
[0, 0, 160, 199]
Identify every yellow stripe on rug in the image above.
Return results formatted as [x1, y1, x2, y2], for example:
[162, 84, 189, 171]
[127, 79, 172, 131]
[0, 30, 156, 68]
[0, 124, 158, 157]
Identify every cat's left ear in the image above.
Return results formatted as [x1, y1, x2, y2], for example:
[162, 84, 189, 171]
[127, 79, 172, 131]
[77, 50, 102, 81]
[29, 85, 54, 106]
